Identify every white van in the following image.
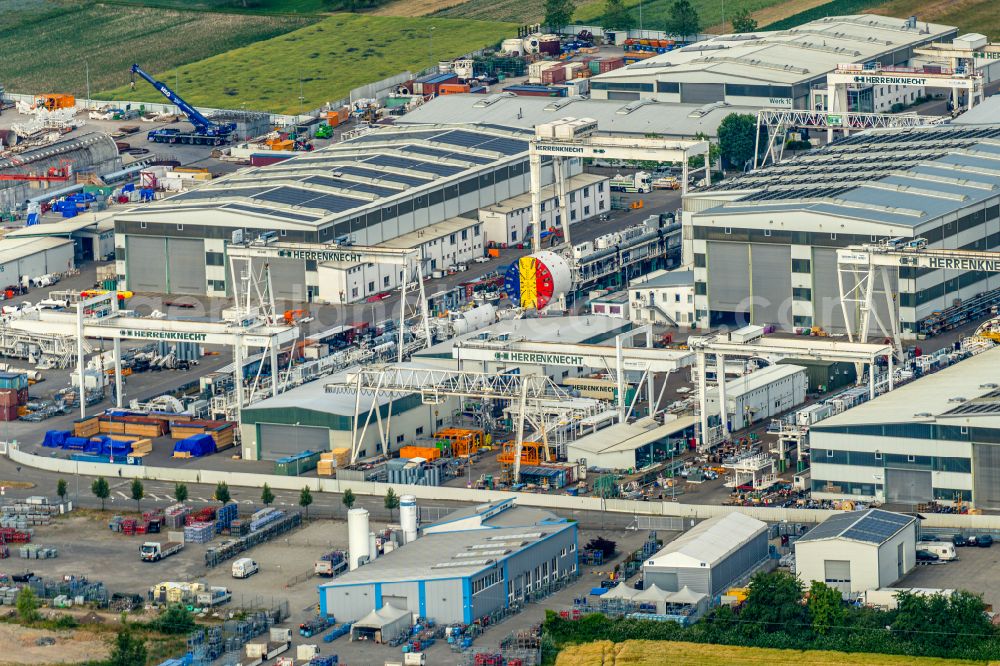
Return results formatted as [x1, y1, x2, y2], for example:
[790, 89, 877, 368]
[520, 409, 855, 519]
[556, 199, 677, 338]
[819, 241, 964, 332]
[232, 558, 259, 579]
[917, 542, 958, 561]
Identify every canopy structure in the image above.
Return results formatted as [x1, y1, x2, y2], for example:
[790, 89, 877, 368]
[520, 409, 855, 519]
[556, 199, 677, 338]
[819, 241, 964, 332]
[632, 583, 671, 613]
[667, 585, 708, 606]
[350, 604, 411, 644]
[600, 583, 639, 601]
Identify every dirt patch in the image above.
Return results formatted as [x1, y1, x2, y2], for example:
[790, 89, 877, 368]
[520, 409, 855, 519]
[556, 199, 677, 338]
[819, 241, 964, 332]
[708, 0, 833, 30]
[0, 481, 35, 489]
[370, 0, 466, 15]
[0, 623, 108, 665]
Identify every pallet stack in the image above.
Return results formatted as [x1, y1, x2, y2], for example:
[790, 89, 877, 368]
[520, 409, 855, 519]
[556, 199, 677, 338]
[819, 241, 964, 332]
[164, 504, 190, 529]
[215, 503, 238, 534]
[73, 416, 101, 438]
[184, 521, 214, 544]
[19, 545, 58, 559]
[130, 438, 153, 458]
[0, 372, 28, 422]
[317, 448, 349, 477]
[249, 508, 284, 532]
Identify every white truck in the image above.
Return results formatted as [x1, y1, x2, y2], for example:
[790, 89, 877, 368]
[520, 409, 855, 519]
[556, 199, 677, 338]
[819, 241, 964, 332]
[855, 587, 955, 610]
[609, 171, 652, 193]
[140, 532, 185, 562]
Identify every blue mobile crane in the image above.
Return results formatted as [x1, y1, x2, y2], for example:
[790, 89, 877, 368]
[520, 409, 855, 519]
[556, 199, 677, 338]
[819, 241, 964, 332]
[129, 64, 236, 145]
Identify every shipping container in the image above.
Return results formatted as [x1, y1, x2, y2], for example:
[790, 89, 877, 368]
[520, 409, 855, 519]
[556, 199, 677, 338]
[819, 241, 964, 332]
[438, 83, 471, 95]
[597, 57, 625, 73]
[541, 67, 566, 85]
[502, 85, 566, 98]
[412, 72, 458, 96]
[250, 153, 294, 167]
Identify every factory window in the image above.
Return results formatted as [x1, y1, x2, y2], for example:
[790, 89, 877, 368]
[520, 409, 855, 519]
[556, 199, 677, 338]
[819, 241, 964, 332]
[305, 260, 317, 271]
[562, 370, 570, 378]
[206, 251, 224, 266]
[571, 211, 577, 221]
[793, 315, 813, 327]
[830, 233, 837, 240]
[907, 454, 915, 463]
[599, 201, 606, 210]
[115, 248, 125, 260]
[791, 259, 811, 273]
[351, 287, 358, 298]
[367, 281, 374, 291]
[175, 224, 183, 231]
[584, 187, 590, 197]
[209, 280, 225, 291]
[436, 418, 444, 427]
[398, 199, 414, 214]
[461, 230, 468, 241]
[480, 172, 494, 188]
[764, 229, 771, 237]
[598, 182, 605, 193]
[459, 178, 477, 195]
[429, 190, 444, 205]
[792, 287, 811, 301]
[280, 229, 287, 237]
[475, 226, 481, 236]
[540, 202, 546, 212]
[875, 451, 883, 460]
[694, 253, 706, 267]
[724, 228, 732, 234]
[365, 211, 380, 228]
[570, 192, 576, 204]
[140, 222, 147, 229]
[444, 185, 458, 200]
[416, 427, 424, 435]
[396, 434, 404, 443]
[561, 548, 566, 557]
[656, 81, 680, 94]
[449, 234, 456, 245]
[584, 206, 590, 215]
[383, 276, 390, 287]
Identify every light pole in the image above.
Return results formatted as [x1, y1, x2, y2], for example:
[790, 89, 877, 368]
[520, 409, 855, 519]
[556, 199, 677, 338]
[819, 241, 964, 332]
[85, 60, 91, 104]
[299, 79, 305, 114]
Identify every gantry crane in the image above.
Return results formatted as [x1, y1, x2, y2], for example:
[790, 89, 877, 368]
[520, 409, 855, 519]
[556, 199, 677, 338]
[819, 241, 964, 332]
[129, 64, 235, 145]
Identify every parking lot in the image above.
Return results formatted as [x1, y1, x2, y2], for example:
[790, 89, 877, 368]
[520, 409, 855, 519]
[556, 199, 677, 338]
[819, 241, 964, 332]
[899, 543, 1000, 609]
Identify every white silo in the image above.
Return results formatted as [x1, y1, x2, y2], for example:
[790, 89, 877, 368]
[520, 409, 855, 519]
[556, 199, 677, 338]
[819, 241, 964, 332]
[347, 508, 370, 571]
[400, 495, 418, 544]
[368, 532, 378, 562]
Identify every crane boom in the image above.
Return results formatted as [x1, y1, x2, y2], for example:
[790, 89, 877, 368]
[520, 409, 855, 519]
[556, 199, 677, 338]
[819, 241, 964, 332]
[130, 64, 234, 144]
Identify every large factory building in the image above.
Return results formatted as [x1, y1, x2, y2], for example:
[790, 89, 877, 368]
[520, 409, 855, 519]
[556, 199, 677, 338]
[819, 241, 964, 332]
[113, 124, 605, 302]
[588, 15, 955, 111]
[683, 122, 1000, 334]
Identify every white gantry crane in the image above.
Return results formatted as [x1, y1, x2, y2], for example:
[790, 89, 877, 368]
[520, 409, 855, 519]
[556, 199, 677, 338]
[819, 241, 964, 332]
[837, 239, 1000, 356]
[325, 366, 583, 483]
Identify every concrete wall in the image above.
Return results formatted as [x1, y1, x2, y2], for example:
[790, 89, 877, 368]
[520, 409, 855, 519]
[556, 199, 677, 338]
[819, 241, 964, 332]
[11, 442, 1000, 529]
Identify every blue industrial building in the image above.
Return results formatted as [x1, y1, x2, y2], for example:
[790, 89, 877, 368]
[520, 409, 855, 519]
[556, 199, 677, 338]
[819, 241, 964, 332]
[318, 500, 578, 625]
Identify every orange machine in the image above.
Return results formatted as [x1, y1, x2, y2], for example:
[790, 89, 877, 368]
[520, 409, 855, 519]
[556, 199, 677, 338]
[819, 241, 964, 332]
[438, 83, 471, 96]
[434, 428, 486, 457]
[35, 94, 75, 111]
[497, 441, 549, 466]
[283, 309, 309, 324]
[326, 106, 350, 127]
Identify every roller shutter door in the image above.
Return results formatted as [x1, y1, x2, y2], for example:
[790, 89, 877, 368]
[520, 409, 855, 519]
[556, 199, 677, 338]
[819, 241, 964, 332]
[258, 423, 328, 461]
[973, 443, 1000, 510]
[166, 238, 206, 295]
[812, 248, 854, 333]
[680, 83, 724, 104]
[707, 241, 750, 320]
[127, 236, 168, 293]
[607, 92, 640, 101]
[251, 257, 307, 301]
[750, 243, 790, 327]
[823, 560, 851, 596]
[885, 468, 932, 504]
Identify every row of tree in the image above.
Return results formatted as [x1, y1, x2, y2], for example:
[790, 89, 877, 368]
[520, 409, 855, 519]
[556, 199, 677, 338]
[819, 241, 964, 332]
[544, 0, 759, 36]
[545, 570, 1000, 661]
[79, 477, 406, 519]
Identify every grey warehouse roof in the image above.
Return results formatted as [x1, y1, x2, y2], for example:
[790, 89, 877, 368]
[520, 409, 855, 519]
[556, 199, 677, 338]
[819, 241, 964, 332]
[591, 15, 955, 88]
[397, 96, 761, 139]
[320, 520, 573, 585]
[128, 125, 531, 227]
[796, 509, 915, 545]
[951, 95, 1000, 126]
[645, 512, 766, 569]
[630, 269, 694, 289]
[691, 123, 1000, 227]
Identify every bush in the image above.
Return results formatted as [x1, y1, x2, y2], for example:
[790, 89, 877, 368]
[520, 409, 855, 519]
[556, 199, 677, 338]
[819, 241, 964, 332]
[148, 604, 195, 635]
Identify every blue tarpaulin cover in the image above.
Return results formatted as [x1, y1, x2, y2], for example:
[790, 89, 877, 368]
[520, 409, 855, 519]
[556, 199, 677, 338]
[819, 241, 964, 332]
[173, 433, 215, 457]
[43, 431, 70, 448]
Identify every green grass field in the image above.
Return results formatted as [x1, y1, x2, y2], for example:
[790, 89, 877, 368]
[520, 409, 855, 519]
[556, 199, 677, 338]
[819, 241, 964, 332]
[99, 14, 516, 113]
[0, 0, 314, 96]
[104, 0, 332, 12]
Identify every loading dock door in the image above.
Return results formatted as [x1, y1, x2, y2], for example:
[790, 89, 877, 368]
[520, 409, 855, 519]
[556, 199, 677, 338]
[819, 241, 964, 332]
[257, 423, 328, 461]
[885, 468, 932, 504]
[824, 560, 851, 596]
[707, 241, 750, 322]
[127, 236, 168, 293]
[750, 243, 791, 327]
[166, 238, 207, 295]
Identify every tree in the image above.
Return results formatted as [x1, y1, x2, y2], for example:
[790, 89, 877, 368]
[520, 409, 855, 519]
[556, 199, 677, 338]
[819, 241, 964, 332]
[687, 131, 722, 176]
[602, 0, 635, 30]
[544, 0, 575, 34]
[91, 477, 110, 511]
[739, 570, 806, 634]
[107, 627, 147, 666]
[807, 580, 846, 635]
[174, 482, 188, 504]
[717, 113, 763, 171]
[665, 0, 701, 38]
[261, 483, 275, 507]
[214, 481, 231, 505]
[299, 486, 313, 518]
[56, 478, 67, 503]
[342, 488, 356, 511]
[16, 587, 39, 623]
[584, 536, 616, 559]
[150, 604, 195, 635]
[730, 7, 758, 33]
[384, 487, 399, 522]
[130, 478, 144, 513]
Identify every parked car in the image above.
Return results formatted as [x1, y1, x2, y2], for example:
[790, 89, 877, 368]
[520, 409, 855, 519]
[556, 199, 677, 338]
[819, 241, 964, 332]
[919, 534, 939, 542]
[916, 550, 940, 562]
[974, 534, 993, 548]
[952, 534, 968, 547]
[474, 256, 490, 263]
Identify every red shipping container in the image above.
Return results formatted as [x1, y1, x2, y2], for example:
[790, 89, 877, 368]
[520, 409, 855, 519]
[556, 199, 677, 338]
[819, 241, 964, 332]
[541, 67, 566, 84]
[598, 57, 624, 73]
[0, 405, 18, 422]
[0, 389, 17, 408]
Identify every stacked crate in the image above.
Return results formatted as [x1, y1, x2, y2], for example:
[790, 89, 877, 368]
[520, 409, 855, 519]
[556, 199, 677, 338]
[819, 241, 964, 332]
[164, 504, 190, 529]
[73, 416, 100, 438]
[19, 545, 58, 559]
[184, 521, 214, 544]
[229, 519, 249, 538]
[215, 503, 238, 534]
[317, 448, 349, 477]
[249, 508, 284, 532]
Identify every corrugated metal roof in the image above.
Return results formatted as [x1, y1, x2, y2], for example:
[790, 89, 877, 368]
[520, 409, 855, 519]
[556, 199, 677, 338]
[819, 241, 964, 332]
[645, 513, 767, 569]
[0, 236, 74, 266]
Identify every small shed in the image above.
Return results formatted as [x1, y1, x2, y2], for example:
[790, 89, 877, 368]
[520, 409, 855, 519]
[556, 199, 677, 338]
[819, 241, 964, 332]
[350, 604, 411, 644]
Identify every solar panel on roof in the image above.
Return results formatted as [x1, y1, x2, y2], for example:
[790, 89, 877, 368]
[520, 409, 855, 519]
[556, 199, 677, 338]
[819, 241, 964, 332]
[256, 187, 365, 213]
[334, 165, 429, 186]
[364, 154, 463, 176]
[303, 175, 400, 197]
[478, 138, 529, 155]
[172, 186, 271, 201]
[223, 203, 320, 222]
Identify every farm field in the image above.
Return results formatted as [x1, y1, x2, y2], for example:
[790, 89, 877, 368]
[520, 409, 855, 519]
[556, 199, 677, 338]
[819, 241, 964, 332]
[99, 14, 516, 113]
[105, 0, 330, 12]
[555, 640, 992, 666]
[0, 0, 314, 96]
[865, 0, 1000, 39]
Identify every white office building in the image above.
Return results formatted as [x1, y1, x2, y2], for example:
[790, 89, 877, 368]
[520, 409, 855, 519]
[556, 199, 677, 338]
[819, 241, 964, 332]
[705, 364, 808, 432]
[628, 269, 695, 326]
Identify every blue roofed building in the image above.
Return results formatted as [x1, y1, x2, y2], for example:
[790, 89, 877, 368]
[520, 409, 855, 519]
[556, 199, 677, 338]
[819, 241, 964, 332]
[794, 509, 917, 597]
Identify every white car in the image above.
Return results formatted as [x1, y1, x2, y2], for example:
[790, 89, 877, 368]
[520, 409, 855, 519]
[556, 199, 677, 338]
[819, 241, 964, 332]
[474, 256, 490, 263]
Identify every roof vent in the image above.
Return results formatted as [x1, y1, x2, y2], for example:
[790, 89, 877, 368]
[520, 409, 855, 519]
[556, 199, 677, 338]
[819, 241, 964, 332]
[947, 396, 967, 403]
[981, 383, 998, 389]
[913, 412, 933, 418]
